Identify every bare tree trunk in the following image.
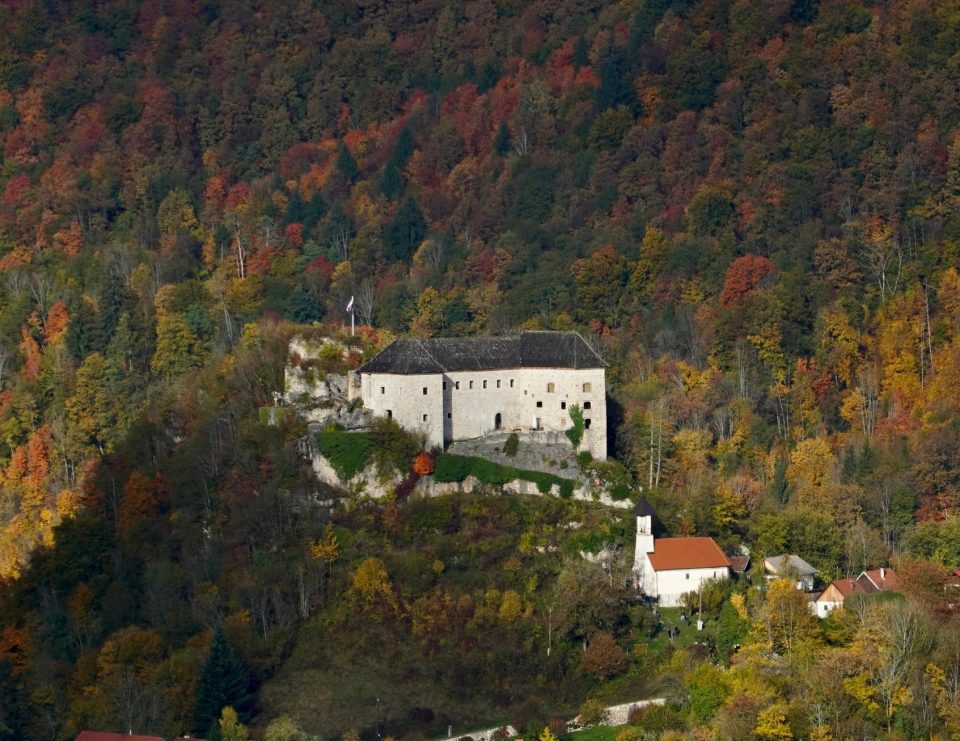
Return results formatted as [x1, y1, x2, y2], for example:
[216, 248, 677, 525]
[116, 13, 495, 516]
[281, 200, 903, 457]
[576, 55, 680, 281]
[356, 281, 376, 327]
[655, 400, 663, 488]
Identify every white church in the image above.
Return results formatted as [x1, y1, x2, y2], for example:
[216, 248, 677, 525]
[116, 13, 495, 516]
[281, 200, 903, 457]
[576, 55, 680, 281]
[353, 331, 607, 459]
[633, 499, 731, 607]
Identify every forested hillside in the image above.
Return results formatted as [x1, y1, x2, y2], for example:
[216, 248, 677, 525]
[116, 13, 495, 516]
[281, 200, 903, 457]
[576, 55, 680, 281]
[2, 0, 960, 738]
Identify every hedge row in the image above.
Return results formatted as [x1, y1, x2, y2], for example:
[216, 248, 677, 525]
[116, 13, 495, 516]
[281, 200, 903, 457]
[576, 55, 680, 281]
[433, 453, 575, 498]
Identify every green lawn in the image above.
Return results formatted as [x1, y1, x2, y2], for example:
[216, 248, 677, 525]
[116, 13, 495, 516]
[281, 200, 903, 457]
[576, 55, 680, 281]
[569, 724, 639, 741]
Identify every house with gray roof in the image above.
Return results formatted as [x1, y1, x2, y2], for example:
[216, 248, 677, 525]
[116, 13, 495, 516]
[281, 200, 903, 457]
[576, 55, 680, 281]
[354, 331, 607, 458]
[764, 554, 818, 591]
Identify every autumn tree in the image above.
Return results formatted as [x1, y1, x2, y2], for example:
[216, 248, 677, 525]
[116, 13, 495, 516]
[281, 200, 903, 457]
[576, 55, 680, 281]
[758, 578, 822, 656]
[65, 352, 128, 454]
[720, 255, 776, 308]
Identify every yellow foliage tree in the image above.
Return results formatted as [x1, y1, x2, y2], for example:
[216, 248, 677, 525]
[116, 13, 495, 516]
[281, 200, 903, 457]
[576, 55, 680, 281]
[754, 702, 793, 740]
[787, 437, 836, 511]
[350, 557, 398, 618]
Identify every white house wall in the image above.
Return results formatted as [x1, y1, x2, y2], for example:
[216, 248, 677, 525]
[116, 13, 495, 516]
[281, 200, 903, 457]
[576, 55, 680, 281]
[643, 562, 730, 607]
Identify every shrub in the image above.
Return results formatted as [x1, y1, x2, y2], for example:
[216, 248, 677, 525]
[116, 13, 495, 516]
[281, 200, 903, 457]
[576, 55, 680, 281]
[581, 631, 626, 678]
[578, 698, 608, 726]
[566, 404, 585, 449]
[412, 451, 434, 476]
[611, 483, 631, 501]
[577, 450, 593, 467]
[504, 432, 519, 457]
[559, 459, 569, 469]
[630, 704, 685, 734]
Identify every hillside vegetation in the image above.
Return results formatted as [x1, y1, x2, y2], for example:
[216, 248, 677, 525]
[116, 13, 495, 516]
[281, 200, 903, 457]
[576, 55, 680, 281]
[2, 0, 960, 738]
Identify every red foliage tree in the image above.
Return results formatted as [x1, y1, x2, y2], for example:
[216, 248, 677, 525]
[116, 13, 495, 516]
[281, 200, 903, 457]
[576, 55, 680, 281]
[719, 254, 776, 307]
[412, 452, 434, 476]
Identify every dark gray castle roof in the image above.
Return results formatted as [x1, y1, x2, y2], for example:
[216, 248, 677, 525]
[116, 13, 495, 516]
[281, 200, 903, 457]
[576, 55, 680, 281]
[358, 331, 605, 375]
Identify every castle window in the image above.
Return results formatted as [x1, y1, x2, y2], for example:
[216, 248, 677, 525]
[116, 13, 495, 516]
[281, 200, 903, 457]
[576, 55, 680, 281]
[447, 412, 452, 419]
[469, 381, 474, 389]
[510, 379, 515, 388]
[536, 401, 543, 408]
[455, 381, 460, 390]
[423, 414, 428, 422]
[422, 387, 428, 395]
[584, 401, 591, 409]
[380, 386, 385, 394]
[386, 410, 392, 419]
[443, 381, 447, 390]
[582, 382, 592, 393]
[585, 418, 592, 429]
[561, 401, 566, 410]
[686, 573, 690, 580]
[496, 380, 501, 388]
[483, 380, 487, 389]
[547, 382, 555, 393]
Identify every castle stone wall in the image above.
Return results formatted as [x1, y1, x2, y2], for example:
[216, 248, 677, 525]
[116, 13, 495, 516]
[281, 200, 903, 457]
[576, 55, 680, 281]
[360, 366, 607, 459]
[360, 371, 445, 448]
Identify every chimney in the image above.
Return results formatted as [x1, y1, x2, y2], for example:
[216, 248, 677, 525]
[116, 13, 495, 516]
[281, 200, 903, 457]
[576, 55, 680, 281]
[880, 567, 885, 580]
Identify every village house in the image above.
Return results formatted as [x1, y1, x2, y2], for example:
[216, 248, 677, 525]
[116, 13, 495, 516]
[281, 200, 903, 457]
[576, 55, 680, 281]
[813, 567, 900, 617]
[354, 331, 608, 459]
[764, 554, 818, 591]
[633, 499, 731, 607]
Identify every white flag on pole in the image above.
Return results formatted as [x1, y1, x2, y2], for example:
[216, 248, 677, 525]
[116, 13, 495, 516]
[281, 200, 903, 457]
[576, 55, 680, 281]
[346, 295, 354, 313]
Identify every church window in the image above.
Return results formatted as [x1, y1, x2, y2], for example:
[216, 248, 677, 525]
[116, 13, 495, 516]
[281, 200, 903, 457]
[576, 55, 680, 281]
[584, 401, 591, 409]
[547, 382, 555, 393]
[584, 418, 592, 429]
[536, 401, 543, 408]
[422, 387, 428, 395]
[561, 401, 566, 410]
[483, 380, 487, 389]
[686, 573, 690, 579]
[582, 382, 592, 393]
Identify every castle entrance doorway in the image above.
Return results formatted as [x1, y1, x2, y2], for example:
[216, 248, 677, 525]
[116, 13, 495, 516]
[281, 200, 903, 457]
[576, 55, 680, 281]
[494, 413, 502, 430]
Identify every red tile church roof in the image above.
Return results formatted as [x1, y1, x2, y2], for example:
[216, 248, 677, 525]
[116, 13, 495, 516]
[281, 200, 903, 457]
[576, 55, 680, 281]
[647, 537, 732, 571]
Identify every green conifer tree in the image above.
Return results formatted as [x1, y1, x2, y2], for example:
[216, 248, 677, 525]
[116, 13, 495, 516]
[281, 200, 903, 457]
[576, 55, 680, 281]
[335, 142, 358, 184]
[385, 196, 427, 262]
[194, 627, 253, 738]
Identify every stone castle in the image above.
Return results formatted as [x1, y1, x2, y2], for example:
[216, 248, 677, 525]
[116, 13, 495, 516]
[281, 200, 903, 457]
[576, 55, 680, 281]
[353, 331, 607, 459]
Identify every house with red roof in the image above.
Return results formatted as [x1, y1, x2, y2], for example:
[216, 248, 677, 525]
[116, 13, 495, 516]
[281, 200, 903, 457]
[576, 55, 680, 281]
[633, 499, 731, 607]
[813, 567, 900, 618]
